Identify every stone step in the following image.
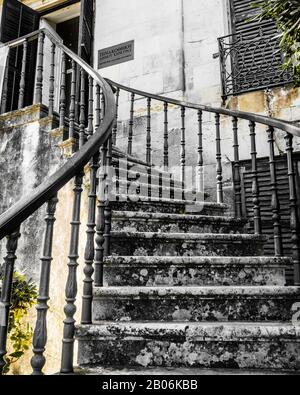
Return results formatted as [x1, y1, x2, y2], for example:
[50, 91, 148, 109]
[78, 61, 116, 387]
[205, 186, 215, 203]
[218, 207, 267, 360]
[113, 157, 173, 179]
[103, 256, 290, 287]
[110, 232, 266, 257]
[118, 168, 183, 188]
[111, 211, 246, 234]
[76, 322, 300, 371]
[110, 197, 228, 216]
[92, 286, 300, 322]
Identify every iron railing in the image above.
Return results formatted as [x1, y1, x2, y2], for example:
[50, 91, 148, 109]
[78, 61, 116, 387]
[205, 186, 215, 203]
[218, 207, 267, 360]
[0, 26, 299, 375]
[218, 23, 294, 100]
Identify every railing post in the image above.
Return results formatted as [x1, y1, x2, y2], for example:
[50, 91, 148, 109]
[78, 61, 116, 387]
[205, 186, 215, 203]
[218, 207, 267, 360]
[249, 121, 262, 234]
[81, 155, 98, 324]
[128, 92, 135, 156]
[180, 106, 186, 198]
[59, 52, 67, 130]
[95, 84, 101, 129]
[18, 39, 28, 109]
[197, 110, 204, 194]
[68, 60, 76, 141]
[146, 97, 152, 164]
[163, 102, 169, 172]
[31, 196, 58, 375]
[267, 126, 283, 256]
[285, 133, 300, 285]
[112, 88, 120, 146]
[48, 42, 56, 118]
[1, 50, 9, 114]
[104, 137, 113, 256]
[0, 229, 21, 375]
[79, 68, 86, 148]
[34, 31, 45, 104]
[232, 116, 242, 217]
[94, 142, 107, 287]
[215, 113, 224, 204]
[87, 75, 94, 137]
[61, 173, 83, 374]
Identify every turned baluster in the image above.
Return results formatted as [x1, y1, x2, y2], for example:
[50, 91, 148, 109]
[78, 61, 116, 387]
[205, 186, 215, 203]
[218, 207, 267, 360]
[163, 102, 169, 172]
[197, 110, 204, 194]
[59, 52, 67, 130]
[34, 31, 45, 104]
[146, 97, 152, 164]
[68, 60, 76, 140]
[61, 173, 83, 374]
[100, 89, 105, 123]
[285, 133, 300, 285]
[48, 42, 56, 117]
[0, 229, 21, 375]
[1, 50, 9, 114]
[181, 106, 186, 199]
[267, 127, 283, 256]
[87, 75, 94, 137]
[79, 68, 86, 148]
[215, 113, 224, 204]
[128, 92, 135, 155]
[18, 39, 28, 109]
[31, 196, 58, 375]
[104, 138, 113, 256]
[249, 121, 262, 234]
[112, 88, 120, 145]
[95, 84, 101, 129]
[81, 155, 99, 324]
[94, 142, 108, 287]
[232, 117, 242, 218]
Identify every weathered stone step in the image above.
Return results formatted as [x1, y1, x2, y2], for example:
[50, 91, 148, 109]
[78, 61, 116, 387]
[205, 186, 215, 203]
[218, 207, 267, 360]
[92, 286, 300, 322]
[110, 232, 266, 257]
[103, 256, 290, 287]
[113, 157, 173, 179]
[76, 322, 300, 371]
[112, 211, 246, 234]
[110, 197, 228, 216]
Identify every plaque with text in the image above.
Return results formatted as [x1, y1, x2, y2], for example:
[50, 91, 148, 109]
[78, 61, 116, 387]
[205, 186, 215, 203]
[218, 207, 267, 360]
[98, 40, 135, 69]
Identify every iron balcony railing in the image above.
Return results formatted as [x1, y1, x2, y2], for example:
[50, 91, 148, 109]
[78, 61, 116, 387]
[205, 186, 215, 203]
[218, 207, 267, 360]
[218, 23, 294, 100]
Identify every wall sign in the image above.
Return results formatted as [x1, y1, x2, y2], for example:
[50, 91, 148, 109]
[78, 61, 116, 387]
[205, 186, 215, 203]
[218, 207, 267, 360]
[98, 40, 135, 69]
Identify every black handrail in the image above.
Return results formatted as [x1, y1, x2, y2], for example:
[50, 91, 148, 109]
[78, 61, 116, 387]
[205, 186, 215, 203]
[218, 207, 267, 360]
[0, 28, 116, 240]
[105, 79, 300, 137]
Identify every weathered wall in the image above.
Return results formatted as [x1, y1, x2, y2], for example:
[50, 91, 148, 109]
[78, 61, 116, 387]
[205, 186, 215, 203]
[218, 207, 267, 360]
[0, 106, 88, 374]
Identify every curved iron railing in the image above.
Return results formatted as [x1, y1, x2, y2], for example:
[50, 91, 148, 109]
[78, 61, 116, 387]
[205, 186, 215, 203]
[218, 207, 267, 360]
[0, 26, 299, 375]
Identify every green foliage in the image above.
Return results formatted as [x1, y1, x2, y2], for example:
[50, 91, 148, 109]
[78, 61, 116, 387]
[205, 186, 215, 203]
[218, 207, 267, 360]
[252, 0, 300, 84]
[0, 271, 37, 374]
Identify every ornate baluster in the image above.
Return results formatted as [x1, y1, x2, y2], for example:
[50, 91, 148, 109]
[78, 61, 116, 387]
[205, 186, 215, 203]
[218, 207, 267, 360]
[1, 50, 9, 114]
[215, 113, 224, 204]
[163, 102, 169, 172]
[104, 138, 113, 256]
[249, 121, 262, 234]
[61, 173, 83, 374]
[34, 31, 45, 104]
[95, 84, 101, 129]
[79, 68, 86, 148]
[59, 52, 67, 129]
[181, 106, 186, 199]
[18, 39, 28, 109]
[48, 42, 56, 117]
[87, 75, 94, 137]
[197, 110, 204, 194]
[128, 92, 135, 155]
[285, 133, 300, 285]
[267, 127, 283, 256]
[0, 229, 21, 375]
[100, 89, 105, 123]
[146, 97, 152, 164]
[31, 196, 58, 375]
[112, 88, 120, 145]
[94, 142, 108, 287]
[68, 60, 76, 140]
[232, 117, 242, 217]
[81, 155, 99, 324]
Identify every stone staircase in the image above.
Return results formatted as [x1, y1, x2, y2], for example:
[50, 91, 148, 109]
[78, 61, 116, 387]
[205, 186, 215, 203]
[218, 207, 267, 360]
[75, 154, 300, 373]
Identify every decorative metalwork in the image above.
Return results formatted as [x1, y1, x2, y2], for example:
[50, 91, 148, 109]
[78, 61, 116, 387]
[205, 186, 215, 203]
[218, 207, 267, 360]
[218, 23, 294, 100]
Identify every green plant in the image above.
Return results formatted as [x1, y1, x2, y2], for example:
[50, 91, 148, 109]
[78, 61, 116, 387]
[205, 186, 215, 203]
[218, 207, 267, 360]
[0, 270, 37, 374]
[252, 0, 300, 84]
